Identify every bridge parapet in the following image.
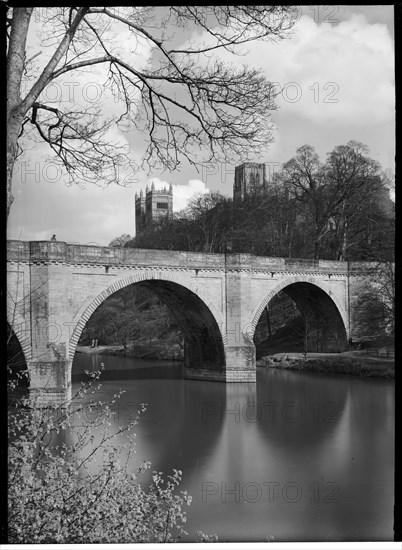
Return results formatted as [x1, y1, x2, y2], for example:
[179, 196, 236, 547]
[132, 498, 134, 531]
[348, 261, 381, 273]
[7, 240, 373, 274]
[7, 239, 387, 405]
[217, 253, 352, 273]
[7, 240, 227, 268]
[7, 240, 31, 260]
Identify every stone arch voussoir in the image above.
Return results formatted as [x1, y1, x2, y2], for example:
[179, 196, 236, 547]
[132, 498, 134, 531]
[69, 271, 226, 359]
[7, 312, 32, 362]
[250, 275, 349, 339]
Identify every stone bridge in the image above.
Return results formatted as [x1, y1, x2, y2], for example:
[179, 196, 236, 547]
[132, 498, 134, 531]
[7, 240, 372, 404]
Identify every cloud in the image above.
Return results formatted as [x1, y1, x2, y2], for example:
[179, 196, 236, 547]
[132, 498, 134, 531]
[144, 177, 210, 212]
[240, 13, 394, 126]
[8, 151, 210, 246]
[8, 8, 394, 247]
[163, 9, 393, 173]
[187, 11, 393, 128]
[173, 179, 210, 211]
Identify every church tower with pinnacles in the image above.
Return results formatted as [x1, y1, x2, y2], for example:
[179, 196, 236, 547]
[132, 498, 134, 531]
[135, 182, 173, 235]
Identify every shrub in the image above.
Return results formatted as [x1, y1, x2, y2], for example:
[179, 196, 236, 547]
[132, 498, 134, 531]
[8, 370, 194, 543]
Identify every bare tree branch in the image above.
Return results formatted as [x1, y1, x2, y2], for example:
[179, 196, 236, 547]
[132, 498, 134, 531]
[7, 6, 295, 217]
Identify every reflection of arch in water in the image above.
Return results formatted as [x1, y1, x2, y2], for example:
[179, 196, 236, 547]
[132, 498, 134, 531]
[153, 370, 351, 542]
[306, 379, 394, 541]
[316, 387, 352, 464]
[69, 274, 226, 384]
[138, 379, 228, 479]
[255, 368, 348, 448]
[67, 377, 228, 486]
[252, 279, 348, 353]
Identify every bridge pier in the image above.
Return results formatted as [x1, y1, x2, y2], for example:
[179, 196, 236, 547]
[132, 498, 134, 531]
[28, 359, 72, 406]
[7, 240, 371, 405]
[184, 345, 256, 382]
[223, 259, 257, 382]
[184, 261, 258, 382]
[224, 345, 256, 382]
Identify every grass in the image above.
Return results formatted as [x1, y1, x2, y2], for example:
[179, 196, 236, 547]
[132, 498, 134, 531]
[257, 351, 394, 379]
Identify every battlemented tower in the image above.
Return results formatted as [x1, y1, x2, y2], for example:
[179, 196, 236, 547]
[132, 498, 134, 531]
[135, 182, 173, 235]
[233, 162, 268, 201]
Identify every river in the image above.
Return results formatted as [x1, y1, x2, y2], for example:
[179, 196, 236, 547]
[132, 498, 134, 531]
[72, 353, 395, 542]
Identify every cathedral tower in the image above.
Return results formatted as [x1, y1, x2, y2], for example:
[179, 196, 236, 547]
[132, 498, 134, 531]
[233, 162, 268, 201]
[135, 182, 173, 235]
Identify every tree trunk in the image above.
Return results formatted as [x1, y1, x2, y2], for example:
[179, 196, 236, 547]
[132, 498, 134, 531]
[7, 7, 89, 220]
[7, 111, 25, 218]
[7, 8, 34, 219]
[303, 316, 308, 358]
[340, 218, 347, 261]
[336, 203, 347, 261]
[265, 307, 272, 338]
[314, 239, 320, 260]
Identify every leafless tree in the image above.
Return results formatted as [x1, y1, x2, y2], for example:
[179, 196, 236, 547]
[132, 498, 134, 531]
[324, 141, 384, 260]
[109, 233, 132, 247]
[7, 6, 297, 218]
[276, 142, 383, 259]
[184, 192, 228, 252]
[355, 262, 395, 342]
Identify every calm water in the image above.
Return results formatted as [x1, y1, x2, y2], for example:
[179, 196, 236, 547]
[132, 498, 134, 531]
[72, 353, 395, 542]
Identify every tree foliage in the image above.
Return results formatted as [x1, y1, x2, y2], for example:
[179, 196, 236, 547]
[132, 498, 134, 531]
[274, 141, 390, 259]
[127, 141, 394, 262]
[123, 141, 394, 348]
[354, 262, 395, 342]
[254, 290, 336, 357]
[6, 6, 296, 217]
[78, 285, 183, 358]
[109, 234, 133, 247]
[8, 371, 200, 543]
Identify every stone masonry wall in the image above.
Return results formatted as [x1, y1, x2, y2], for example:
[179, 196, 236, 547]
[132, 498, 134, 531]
[7, 240, 376, 404]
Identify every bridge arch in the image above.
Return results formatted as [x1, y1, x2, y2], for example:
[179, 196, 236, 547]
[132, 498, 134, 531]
[6, 314, 32, 363]
[7, 321, 29, 389]
[69, 271, 226, 372]
[250, 277, 348, 352]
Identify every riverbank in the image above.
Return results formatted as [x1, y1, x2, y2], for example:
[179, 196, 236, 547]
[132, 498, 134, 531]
[76, 347, 394, 378]
[256, 351, 394, 379]
[75, 344, 183, 361]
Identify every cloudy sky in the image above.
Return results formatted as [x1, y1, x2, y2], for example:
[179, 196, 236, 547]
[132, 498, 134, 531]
[8, 5, 395, 246]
